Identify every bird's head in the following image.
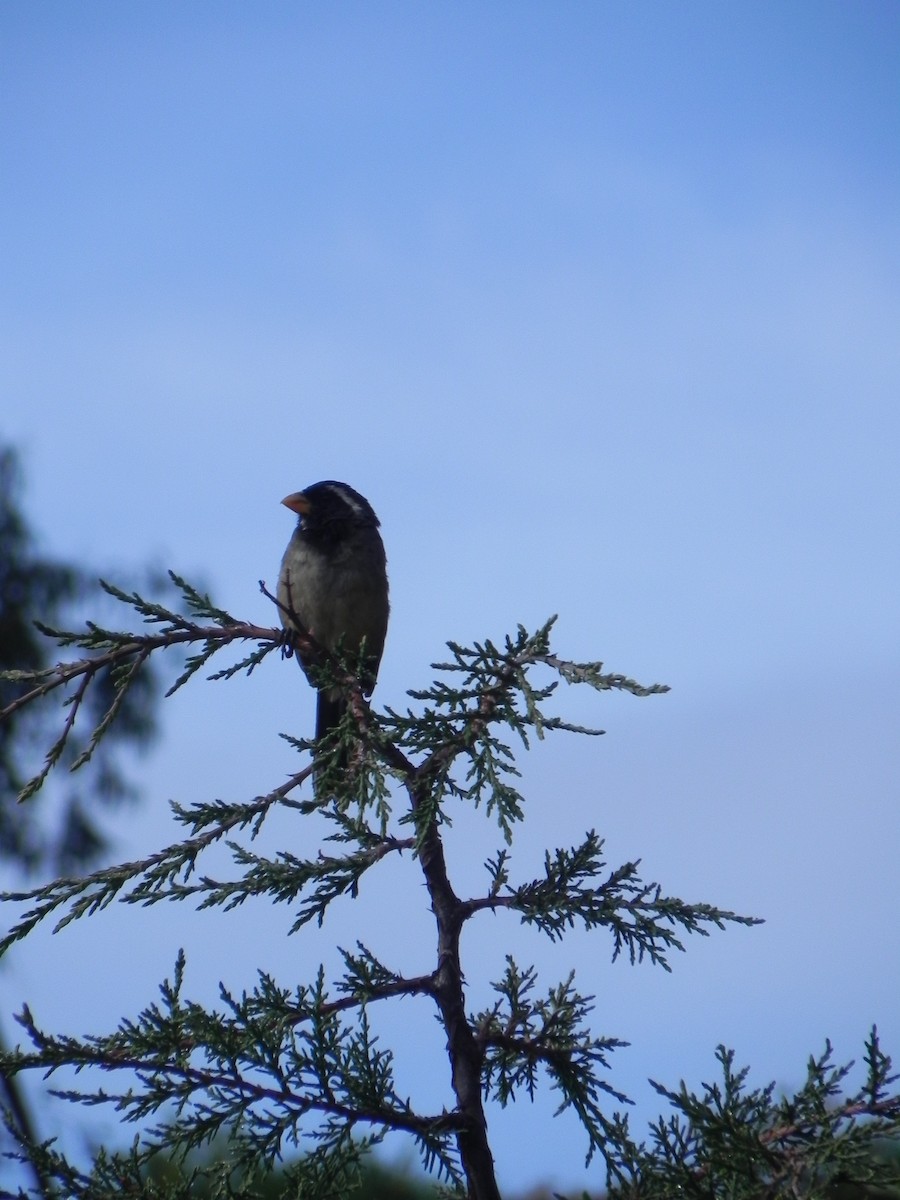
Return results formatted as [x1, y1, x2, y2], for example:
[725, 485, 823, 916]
[282, 481, 380, 532]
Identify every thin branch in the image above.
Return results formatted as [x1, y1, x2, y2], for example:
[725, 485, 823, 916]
[0, 1022, 56, 1200]
[20, 1048, 468, 1139]
[318, 972, 437, 1017]
[0, 770, 313, 953]
[0, 621, 281, 723]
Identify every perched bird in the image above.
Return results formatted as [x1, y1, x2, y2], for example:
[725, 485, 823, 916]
[278, 481, 389, 761]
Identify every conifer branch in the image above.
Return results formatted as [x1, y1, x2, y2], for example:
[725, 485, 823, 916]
[0, 572, 290, 804]
[0, 779, 309, 955]
[3, 592, 896, 1200]
[463, 831, 762, 967]
[604, 1032, 900, 1198]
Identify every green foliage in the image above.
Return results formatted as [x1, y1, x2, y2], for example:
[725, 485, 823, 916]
[0, 571, 898, 1200]
[601, 1032, 900, 1200]
[143, 1142, 442, 1199]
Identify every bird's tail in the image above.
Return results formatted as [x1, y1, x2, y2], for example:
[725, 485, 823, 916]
[314, 691, 349, 792]
[316, 692, 346, 744]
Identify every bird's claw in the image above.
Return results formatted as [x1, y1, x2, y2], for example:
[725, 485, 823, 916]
[278, 628, 296, 660]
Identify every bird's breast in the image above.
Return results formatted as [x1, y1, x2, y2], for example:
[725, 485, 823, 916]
[277, 532, 388, 660]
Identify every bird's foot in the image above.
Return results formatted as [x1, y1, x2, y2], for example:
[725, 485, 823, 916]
[278, 628, 296, 660]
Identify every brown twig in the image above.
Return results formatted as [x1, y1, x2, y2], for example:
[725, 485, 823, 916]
[0, 622, 282, 723]
[318, 970, 436, 1018]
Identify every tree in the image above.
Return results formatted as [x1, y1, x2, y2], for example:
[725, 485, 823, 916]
[0, 445, 162, 875]
[1, 570, 899, 1199]
[0, 443, 167, 1198]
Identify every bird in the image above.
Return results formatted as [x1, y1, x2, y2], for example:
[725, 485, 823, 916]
[277, 481, 389, 772]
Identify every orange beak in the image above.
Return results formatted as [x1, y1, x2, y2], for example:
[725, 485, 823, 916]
[282, 491, 311, 516]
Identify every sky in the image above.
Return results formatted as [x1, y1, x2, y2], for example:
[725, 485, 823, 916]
[2, 2, 899, 1194]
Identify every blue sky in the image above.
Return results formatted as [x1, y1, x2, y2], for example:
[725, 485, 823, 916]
[2, 3, 899, 1193]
